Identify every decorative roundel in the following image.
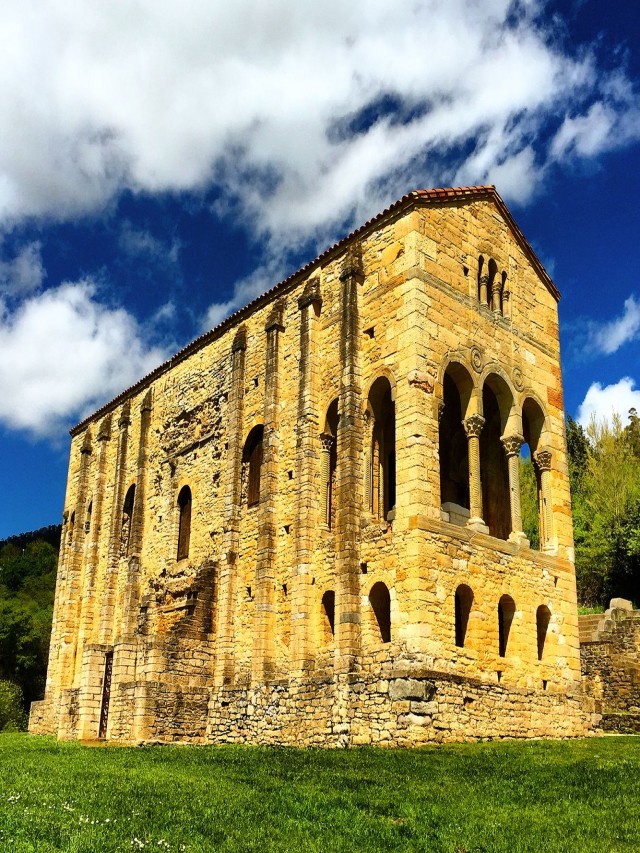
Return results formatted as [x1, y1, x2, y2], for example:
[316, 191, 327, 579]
[512, 366, 524, 392]
[471, 346, 483, 373]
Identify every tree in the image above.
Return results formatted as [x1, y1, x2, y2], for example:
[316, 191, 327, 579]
[0, 540, 57, 720]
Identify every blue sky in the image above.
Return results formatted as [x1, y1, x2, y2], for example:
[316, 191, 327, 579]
[0, 0, 639, 538]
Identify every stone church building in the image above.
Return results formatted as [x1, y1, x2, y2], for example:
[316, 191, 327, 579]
[29, 186, 589, 745]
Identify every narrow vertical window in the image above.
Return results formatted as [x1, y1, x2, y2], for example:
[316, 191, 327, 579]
[322, 590, 335, 642]
[536, 605, 551, 661]
[177, 485, 192, 561]
[498, 594, 515, 658]
[455, 584, 473, 648]
[121, 485, 135, 556]
[369, 582, 391, 643]
[244, 425, 264, 507]
[366, 377, 395, 520]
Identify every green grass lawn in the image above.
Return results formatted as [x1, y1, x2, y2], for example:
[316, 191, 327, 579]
[1, 734, 639, 852]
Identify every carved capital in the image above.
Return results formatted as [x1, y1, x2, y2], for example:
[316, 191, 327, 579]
[501, 433, 524, 457]
[491, 280, 503, 295]
[463, 414, 485, 439]
[298, 277, 322, 312]
[479, 274, 490, 287]
[320, 432, 335, 452]
[534, 449, 553, 472]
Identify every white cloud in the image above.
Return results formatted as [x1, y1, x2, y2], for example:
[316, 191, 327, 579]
[0, 241, 45, 297]
[576, 377, 640, 428]
[119, 222, 181, 265]
[589, 295, 640, 355]
[0, 280, 168, 436]
[0, 0, 636, 253]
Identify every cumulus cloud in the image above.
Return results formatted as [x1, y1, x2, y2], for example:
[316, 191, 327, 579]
[0, 280, 168, 436]
[588, 295, 640, 355]
[576, 377, 640, 428]
[0, 241, 46, 298]
[0, 0, 637, 254]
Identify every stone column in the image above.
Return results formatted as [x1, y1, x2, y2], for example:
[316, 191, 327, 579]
[319, 433, 334, 527]
[491, 279, 503, 315]
[253, 301, 285, 684]
[463, 414, 487, 532]
[74, 415, 112, 682]
[335, 245, 364, 672]
[479, 274, 489, 306]
[534, 449, 554, 551]
[292, 280, 322, 673]
[501, 433, 528, 544]
[215, 327, 246, 687]
[99, 402, 130, 645]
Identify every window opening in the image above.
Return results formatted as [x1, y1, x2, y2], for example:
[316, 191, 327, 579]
[177, 485, 192, 561]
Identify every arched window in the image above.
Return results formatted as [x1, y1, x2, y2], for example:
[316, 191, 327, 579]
[321, 399, 339, 528]
[455, 584, 473, 648]
[439, 364, 473, 517]
[480, 377, 513, 539]
[369, 581, 391, 643]
[177, 485, 192, 561]
[68, 511, 75, 545]
[321, 590, 335, 642]
[121, 485, 135, 556]
[366, 378, 395, 519]
[536, 605, 551, 661]
[243, 425, 264, 507]
[498, 594, 515, 658]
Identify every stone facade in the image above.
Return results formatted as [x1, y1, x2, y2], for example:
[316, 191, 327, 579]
[30, 185, 589, 745]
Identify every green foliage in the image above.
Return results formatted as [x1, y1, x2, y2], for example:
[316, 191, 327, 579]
[0, 540, 57, 716]
[0, 681, 27, 732]
[519, 456, 540, 549]
[569, 410, 640, 607]
[1, 734, 640, 852]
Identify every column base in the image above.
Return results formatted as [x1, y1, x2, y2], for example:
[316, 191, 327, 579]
[509, 531, 530, 548]
[467, 517, 489, 534]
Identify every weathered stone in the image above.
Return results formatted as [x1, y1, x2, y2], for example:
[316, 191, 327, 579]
[30, 186, 589, 747]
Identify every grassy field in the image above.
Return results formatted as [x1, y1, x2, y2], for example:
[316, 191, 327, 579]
[1, 734, 639, 852]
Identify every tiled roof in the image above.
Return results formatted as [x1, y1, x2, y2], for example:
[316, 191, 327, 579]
[70, 185, 558, 436]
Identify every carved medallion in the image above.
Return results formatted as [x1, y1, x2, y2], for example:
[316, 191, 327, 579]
[471, 346, 483, 374]
[512, 366, 524, 392]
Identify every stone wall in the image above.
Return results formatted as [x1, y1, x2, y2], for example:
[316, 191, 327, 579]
[580, 599, 640, 733]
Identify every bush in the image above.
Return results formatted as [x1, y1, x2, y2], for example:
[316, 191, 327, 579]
[0, 679, 28, 731]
